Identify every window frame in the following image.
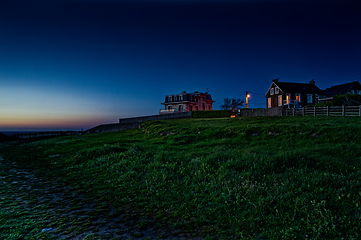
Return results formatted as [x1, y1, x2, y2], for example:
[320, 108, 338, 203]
[270, 88, 274, 95]
[275, 87, 279, 94]
[278, 95, 282, 106]
[286, 93, 291, 104]
[307, 94, 313, 103]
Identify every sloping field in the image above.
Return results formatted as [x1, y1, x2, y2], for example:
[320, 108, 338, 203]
[1, 116, 361, 239]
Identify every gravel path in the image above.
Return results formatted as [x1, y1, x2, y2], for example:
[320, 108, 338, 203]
[0, 154, 201, 240]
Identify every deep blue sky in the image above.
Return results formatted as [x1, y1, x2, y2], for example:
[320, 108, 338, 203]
[0, 0, 360, 131]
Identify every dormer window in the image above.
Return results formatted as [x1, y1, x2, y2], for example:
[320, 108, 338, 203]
[270, 88, 274, 95]
[275, 87, 279, 94]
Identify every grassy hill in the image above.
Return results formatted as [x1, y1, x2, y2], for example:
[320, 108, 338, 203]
[1, 116, 361, 239]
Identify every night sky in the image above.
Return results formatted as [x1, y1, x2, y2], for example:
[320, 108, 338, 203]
[1, 0, 360, 131]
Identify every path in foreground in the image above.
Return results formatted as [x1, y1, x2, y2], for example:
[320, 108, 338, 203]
[0, 154, 200, 240]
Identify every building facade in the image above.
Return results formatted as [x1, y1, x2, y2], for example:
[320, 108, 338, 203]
[160, 91, 215, 114]
[265, 79, 324, 108]
[318, 81, 361, 103]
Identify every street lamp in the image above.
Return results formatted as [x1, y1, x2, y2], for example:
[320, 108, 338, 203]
[245, 92, 250, 109]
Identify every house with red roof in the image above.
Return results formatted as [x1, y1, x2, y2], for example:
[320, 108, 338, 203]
[160, 91, 215, 114]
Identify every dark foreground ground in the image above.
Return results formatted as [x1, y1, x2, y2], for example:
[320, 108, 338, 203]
[0, 153, 202, 240]
[2, 116, 361, 239]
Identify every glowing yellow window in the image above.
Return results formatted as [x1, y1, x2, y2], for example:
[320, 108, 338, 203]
[286, 94, 290, 104]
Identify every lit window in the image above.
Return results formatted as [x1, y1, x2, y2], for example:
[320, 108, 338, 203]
[270, 88, 274, 95]
[307, 94, 313, 103]
[286, 93, 290, 104]
[275, 87, 279, 94]
[278, 95, 282, 106]
[296, 93, 301, 102]
[268, 98, 271, 108]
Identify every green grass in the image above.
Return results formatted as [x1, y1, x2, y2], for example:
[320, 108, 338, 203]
[1, 116, 361, 239]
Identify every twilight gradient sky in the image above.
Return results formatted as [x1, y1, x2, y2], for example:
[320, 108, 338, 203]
[1, 0, 360, 131]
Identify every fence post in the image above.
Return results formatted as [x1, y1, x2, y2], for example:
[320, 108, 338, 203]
[293, 107, 295, 116]
[342, 105, 345, 116]
[314, 106, 316, 116]
[327, 105, 329, 117]
[303, 107, 305, 116]
[359, 105, 361, 117]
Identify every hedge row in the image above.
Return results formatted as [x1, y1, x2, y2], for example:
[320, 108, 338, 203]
[192, 110, 232, 118]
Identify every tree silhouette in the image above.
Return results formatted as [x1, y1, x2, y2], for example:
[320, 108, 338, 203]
[220, 98, 244, 112]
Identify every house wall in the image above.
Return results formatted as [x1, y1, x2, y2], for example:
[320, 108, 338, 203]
[163, 92, 214, 111]
[265, 82, 284, 108]
[266, 82, 317, 108]
[350, 84, 361, 94]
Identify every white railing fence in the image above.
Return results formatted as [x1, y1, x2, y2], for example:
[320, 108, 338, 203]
[282, 106, 361, 117]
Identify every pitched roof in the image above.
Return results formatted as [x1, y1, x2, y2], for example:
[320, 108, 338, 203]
[324, 81, 360, 96]
[275, 81, 323, 94]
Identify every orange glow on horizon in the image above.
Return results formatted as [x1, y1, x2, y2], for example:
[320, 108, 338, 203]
[0, 114, 115, 130]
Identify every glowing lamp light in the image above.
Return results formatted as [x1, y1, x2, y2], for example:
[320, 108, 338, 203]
[245, 93, 250, 109]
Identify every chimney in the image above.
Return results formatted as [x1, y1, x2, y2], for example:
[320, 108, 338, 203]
[182, 91, 186, 94]
[309, 79, 315, 85]
[272, 78, 279, 83]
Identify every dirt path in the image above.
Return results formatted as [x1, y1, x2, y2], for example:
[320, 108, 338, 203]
[0, 154, 200, 240]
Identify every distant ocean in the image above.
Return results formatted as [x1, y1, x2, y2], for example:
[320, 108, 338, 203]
[1, 131, 77, 136]
[1, 131, 37, 136]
